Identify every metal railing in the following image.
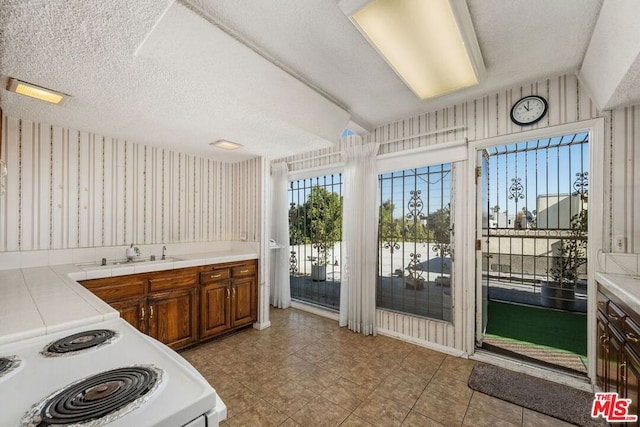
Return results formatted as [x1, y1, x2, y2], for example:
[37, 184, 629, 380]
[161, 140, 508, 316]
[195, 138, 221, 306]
[484, 133, 589, 312]
[288, 174, 342, 310]
[376, 164, 453, 321]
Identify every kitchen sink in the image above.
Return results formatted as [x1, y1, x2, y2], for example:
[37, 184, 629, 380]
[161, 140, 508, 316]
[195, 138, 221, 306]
[77, 256, 182, 268]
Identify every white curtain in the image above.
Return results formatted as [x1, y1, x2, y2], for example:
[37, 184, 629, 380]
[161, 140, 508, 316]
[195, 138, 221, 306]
[270, 162, 291, 308]
[339, 142, 380, 335]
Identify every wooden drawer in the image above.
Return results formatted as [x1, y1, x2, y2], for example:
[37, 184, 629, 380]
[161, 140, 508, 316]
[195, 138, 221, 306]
[87, 279, 146, 302]
[607, 301, 626, 332]
[232, 263, 256, 278]
[596, 292, 608, 315]
[624, 316, 640, 356]
[149, 273, 197, 293]
[200, 269, 230, 285]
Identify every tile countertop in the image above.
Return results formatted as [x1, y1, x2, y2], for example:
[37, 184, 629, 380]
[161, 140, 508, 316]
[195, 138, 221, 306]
[0, 249, 258, 346]
[595, 272, 640, 314]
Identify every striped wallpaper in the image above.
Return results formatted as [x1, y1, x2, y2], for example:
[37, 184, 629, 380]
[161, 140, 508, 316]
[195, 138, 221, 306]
[0, 115, 261, 251]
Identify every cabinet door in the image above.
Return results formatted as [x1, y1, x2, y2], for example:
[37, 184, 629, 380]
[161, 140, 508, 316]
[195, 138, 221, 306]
[231, 277, 256, 328]
[609, 326, 625, 396]
[148, 288, 198, 350]
[624, 346, 640, 426]
[111, 297, 146, 334]
[597, 312, 609, 389]
[200, 281, 231, 338]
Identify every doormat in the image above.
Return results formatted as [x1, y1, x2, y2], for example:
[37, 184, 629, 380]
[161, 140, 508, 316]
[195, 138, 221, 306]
[468, 364, 607, 427]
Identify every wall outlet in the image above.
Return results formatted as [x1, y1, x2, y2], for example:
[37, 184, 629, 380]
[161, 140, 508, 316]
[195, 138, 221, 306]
[240, 232, 247, 241]
[614, 236, 627, 252]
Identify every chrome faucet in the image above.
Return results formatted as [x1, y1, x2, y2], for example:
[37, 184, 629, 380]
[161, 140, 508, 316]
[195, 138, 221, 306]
[161, 245, 167, 260]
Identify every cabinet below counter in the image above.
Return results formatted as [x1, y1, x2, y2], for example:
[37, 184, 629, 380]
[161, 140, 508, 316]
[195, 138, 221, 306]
[596, 272, 640, 422]
[81, 259, 258, 351]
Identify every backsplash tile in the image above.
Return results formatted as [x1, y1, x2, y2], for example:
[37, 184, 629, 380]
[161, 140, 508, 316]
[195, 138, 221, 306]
[604, 253, 640, 276]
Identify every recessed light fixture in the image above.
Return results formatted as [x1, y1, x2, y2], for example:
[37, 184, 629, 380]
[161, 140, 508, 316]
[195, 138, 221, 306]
[339, 0, 485, 100]
[6, 78, 69, 105]
[210, 140, 242, 150]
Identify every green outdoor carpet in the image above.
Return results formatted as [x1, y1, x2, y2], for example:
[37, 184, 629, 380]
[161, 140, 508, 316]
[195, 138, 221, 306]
[486, 301, 587, 357]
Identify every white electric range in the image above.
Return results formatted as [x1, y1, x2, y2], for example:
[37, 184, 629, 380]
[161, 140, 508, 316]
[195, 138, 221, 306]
[0, 317, 226, 426]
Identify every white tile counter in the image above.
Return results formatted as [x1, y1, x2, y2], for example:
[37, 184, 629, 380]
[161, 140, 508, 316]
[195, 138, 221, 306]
[0, 249, 258, 346]
[595, 272, 640, 314]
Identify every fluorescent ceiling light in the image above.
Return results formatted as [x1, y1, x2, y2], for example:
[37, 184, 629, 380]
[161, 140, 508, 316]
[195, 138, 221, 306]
[211, 140, 242, 150]
[7, 78, 68, 104]
[340, 0, 485, 100]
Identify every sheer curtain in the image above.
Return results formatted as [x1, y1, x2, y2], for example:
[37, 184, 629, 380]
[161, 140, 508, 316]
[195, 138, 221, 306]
[339, 142, 380, 335]
[270, 162, 291, 308]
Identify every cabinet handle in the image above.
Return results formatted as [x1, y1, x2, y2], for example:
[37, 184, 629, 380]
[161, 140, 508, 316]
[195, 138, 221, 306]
[600, 333, 607, 343]
[226, 288, 230, 299]
[621, 362, 627, 381]
[239, 269, 249, 273]
[150, 305, 154, 320]
[211, 273, 222, 279]
[140, 306, 145, 321]
[609, 313, 620, 321]
[232, 287, 236, 298]
[627, 333, 640, 343]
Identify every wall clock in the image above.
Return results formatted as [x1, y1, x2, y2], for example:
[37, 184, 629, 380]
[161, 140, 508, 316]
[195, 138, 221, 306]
[510, 95, 548, 126]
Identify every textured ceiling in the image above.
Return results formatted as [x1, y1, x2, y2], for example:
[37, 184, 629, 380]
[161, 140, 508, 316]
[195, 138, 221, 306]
[0, 0, 608, 162]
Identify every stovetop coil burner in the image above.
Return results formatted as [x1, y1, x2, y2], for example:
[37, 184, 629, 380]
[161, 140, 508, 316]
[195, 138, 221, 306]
[21, 365, 163, 427]
[41, 329, 119, 357]
[0, 356, 20, 379]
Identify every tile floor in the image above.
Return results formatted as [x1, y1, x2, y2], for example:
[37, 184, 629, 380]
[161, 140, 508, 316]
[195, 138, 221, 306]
[180, 308, 573, 427]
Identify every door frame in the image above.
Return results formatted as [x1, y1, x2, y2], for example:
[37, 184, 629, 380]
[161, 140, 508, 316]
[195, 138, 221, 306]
[463, 118, 605, 385]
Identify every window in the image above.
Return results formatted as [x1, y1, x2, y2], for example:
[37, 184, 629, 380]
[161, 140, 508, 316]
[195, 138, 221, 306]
[377, 164, 453, 321]
[288, 174, 343, 310]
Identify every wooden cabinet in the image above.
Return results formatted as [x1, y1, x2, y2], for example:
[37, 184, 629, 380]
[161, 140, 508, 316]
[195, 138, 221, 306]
[111, 297, 146, 333]
[81, 258, 258, 349]
[199, 260, 258, 339]
[200, 281, 231, 338]
[148, 287, 198, 349]
[597, 286, 640, 425]
[232, 276, 256, 327]
[82, 267, 199, 350]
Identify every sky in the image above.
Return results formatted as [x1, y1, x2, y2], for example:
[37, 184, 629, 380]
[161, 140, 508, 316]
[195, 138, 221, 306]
[487, 132, 589, 218]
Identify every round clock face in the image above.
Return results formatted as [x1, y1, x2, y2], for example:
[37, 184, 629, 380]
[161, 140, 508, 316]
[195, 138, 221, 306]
[510, 95, 548, 126]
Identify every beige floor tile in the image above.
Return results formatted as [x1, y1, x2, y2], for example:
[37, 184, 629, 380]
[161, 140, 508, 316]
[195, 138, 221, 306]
[248, 374, 291, 398]
[290, 396, 350, 427]
[374, 371, 427, 408]
[321, 377, 367, 411]
[295, 342, 334, 364]
[440, 355, 477, 374]
[272, 355, 316, 379]
[220, 385, 263, 420]
[353, 392, 412, 427]
[401, 411, 445, 427]
[341, 362, 385, 390]
[225, 399, 288, 427]
[462, 406, 521, 427]
[262, 380, 319, 416]
[467, 392, 523, 425]
[291, 365, 340, 394]
[340, 414, 375, 426]
[413, 391, 470, 426]
[425, 371, 474, 403]
[522, 408, 574, 426]
[279, 418, 303, 427]
[187, 308, 579, 427]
